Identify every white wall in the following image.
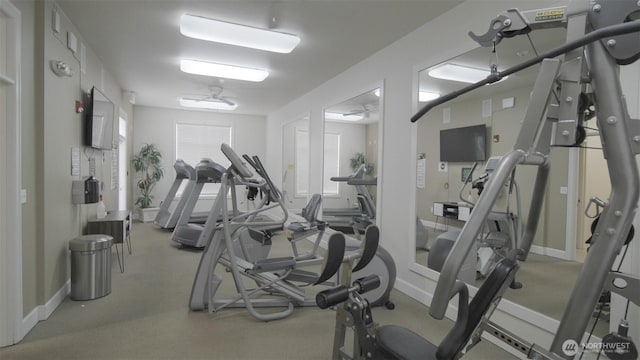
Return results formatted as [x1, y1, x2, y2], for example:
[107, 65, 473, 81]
[132, 106, 266, 212]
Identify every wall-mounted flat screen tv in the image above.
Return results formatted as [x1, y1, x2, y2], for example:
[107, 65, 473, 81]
[440, 124, 487, 162]
[85, 86, 115, 150]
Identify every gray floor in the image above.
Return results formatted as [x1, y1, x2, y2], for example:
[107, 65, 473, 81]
[1, 222, 515, 359]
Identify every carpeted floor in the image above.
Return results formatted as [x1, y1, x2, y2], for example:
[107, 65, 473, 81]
[0, 222, 515, 359]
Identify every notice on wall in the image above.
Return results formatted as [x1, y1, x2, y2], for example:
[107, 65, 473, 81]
[443, 107, 451, 124]
[482, 99, 492, 118]
[111, 148, 119, 190]
[71, 147, 80, 176]
[416, 158, 426, 189]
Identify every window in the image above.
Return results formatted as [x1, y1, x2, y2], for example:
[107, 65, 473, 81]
[323, 132, 340, 195]
[295, 128, 309, 196]
[175, 122, 232, 196]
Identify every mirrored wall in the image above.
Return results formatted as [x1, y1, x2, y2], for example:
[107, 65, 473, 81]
[322, 88, 381, 232]
[412, 28, 609, 336]
[281, 114, 310, 212]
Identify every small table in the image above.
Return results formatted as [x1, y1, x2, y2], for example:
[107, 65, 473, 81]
[433, 202, 472, 230]
[87, 210, 132, 272]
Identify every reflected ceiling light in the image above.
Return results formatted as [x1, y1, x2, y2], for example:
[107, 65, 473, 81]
[428, 64, 490, 83]
[180, 59, 269, 82]
[179, 97, 238, 111]
[180, 14, 300, 53]
[325, 112, 363, 121]
[419, 91, 440, 102]
[374, 89, 381, 97]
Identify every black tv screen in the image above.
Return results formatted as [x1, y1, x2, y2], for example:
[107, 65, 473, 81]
[85, 86, 115, 150]
[440, 125, 487, 162]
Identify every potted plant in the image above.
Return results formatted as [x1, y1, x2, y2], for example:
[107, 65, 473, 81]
[350, 152, 374, 176]
[132, 143, 164, 222]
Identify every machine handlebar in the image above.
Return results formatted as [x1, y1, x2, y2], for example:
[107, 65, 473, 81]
[410, 20, 640, 123]
[315, 275, 381, 309]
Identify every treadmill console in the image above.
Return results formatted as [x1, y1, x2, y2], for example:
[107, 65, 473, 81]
[221, 143, 252, 179]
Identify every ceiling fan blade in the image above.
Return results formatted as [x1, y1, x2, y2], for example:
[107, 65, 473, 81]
[344, 109, 365, 116]
[213, 96, 235, 106]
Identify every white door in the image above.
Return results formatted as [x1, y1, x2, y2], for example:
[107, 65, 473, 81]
[118, 116, 127, 211]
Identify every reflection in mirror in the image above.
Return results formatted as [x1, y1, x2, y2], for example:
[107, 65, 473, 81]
[414, 28, 608, 337]
[323, 88, 380, 234]
[282, 114, 310, 212]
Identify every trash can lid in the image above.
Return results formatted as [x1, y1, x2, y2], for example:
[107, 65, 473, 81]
[69, 234, 114, 251]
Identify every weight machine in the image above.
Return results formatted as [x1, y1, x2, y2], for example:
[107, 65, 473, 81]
[319, 1, 640, 359]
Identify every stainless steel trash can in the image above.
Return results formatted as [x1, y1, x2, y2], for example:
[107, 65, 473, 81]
[69, 234, 114, 300]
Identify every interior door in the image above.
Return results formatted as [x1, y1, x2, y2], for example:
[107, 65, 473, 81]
[118, 116, 127, 210]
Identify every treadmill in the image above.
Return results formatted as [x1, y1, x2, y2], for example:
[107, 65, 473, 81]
[154, 160, 197, 229]
[171, 159, 227, 248]
[322, 164, 368, 218]
[323, 164, 377, 230]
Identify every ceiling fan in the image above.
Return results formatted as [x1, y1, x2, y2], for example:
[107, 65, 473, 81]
[185, 85, 236, 106]
[343, 102, 378, 118]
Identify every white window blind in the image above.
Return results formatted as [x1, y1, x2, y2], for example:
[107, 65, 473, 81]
[323, 132, 340, 195]
[175, 122, 232, 196]
[295, 128, 309, 196]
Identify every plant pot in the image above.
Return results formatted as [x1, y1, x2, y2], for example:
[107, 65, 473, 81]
[138, 207, 159, 223]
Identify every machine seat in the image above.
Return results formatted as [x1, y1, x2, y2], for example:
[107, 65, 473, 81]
[378, 325, 438, 360]
[379, 258, 519, 360]
[287, 222, 308, 233]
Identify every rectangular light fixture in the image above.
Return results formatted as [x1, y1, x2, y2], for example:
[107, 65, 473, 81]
[180, 59, 269, 82]
[428, 64, 490, 84]
[325, 112, 363, 121]
[180, 14, 300, 54]
[419, 91, 440, 102]
[179, 97, 237, 111]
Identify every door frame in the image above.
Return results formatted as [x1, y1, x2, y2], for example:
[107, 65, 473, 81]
[0, 0, 23, 347]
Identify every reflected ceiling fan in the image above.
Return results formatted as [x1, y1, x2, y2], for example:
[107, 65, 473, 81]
[343, 103, 378, 118]
[181, 85, 237, 110]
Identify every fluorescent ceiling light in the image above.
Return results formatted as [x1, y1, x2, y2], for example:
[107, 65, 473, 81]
[180, 97, 237, 111]
[180, 59, 269, 82]
[180, 14, 300, 53]
[428, 64, 490, 84]
[325, 112, 363, 121]
[419, 91, 440, 102]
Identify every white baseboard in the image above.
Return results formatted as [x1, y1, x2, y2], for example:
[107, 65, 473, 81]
[21, 280, 70, 339]
[422, 219, 462, 232]
[529, 245, 570, 260]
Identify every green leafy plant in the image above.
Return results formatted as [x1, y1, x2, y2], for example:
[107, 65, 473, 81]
[350, 152, 375, 176]
[132, 143, 164, 208]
